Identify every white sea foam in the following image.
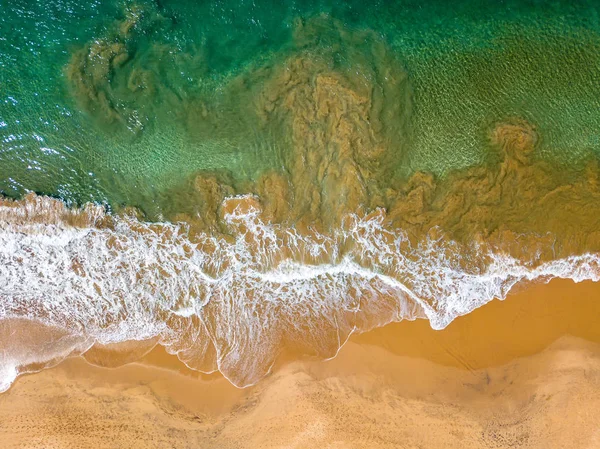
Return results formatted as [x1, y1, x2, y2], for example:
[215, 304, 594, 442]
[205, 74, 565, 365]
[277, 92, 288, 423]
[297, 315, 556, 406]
[0, 195, 599, 390]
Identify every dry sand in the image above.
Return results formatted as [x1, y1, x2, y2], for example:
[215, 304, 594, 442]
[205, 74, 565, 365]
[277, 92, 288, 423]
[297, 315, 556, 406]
[2, 278, 600, 448]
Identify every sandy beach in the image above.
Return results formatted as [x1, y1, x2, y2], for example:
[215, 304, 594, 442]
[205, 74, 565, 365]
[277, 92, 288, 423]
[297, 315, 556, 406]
[1, 278, 600, 448]
[4, 2, 600, 448]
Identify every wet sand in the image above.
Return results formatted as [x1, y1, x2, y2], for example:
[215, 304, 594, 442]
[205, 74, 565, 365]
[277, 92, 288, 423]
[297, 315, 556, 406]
[2, 278, 600, 448]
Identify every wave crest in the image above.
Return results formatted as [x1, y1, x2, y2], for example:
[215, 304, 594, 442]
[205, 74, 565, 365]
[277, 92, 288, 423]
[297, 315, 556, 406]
[1, 193, 599, 390]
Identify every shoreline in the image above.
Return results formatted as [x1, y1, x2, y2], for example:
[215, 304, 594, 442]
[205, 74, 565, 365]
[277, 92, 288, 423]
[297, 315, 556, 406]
[354, 277, 600, 369]
[2, 278, 600, 447]
[105, 277, 600, 388]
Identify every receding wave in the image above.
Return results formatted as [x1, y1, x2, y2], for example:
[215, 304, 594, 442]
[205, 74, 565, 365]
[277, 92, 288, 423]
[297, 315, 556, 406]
[1, 193, 599, 392]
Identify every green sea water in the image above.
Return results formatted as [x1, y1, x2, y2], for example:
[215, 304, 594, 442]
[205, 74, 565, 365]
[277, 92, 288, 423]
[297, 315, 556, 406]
[2, 0, 600, 219]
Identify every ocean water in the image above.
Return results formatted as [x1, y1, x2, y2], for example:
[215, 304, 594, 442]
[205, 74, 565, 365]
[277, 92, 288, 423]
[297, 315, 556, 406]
[2, 0, 600, 390]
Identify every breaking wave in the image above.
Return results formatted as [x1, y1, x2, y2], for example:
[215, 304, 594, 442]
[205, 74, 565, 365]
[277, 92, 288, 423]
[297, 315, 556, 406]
[1, 194, 599, 392]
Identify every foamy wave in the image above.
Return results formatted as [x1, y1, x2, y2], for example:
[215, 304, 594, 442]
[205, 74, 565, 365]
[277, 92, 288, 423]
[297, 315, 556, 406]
[0, 195, 599, 390]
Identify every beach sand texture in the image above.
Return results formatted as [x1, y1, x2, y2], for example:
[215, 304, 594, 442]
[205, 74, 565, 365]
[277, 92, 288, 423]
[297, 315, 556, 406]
[2, 278, 600, 449]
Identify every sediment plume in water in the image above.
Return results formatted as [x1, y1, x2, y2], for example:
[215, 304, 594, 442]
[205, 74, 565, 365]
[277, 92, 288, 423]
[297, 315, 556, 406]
[64, 10, 600, 252]
[4, 10, 600, 392]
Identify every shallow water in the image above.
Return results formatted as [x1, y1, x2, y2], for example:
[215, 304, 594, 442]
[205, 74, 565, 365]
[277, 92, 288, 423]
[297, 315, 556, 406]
[3, 0, 600, 215]
[2, 0, 600, 390]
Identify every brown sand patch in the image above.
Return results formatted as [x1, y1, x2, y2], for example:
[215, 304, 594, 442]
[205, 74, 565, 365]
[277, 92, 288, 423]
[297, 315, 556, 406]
[63, 8, 600, 261]
[65, 3, 178, 132]
[355, 278, 600, 369]
[62, 7, 600, 262]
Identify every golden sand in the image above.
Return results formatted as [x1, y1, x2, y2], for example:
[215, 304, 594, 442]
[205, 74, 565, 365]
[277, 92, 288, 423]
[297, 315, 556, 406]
[2, 278, 600, 448]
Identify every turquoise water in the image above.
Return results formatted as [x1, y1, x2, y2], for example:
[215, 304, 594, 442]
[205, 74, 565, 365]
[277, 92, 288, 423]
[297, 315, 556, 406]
[5, 0, 600, 391]
[2, 0, 600, 218]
